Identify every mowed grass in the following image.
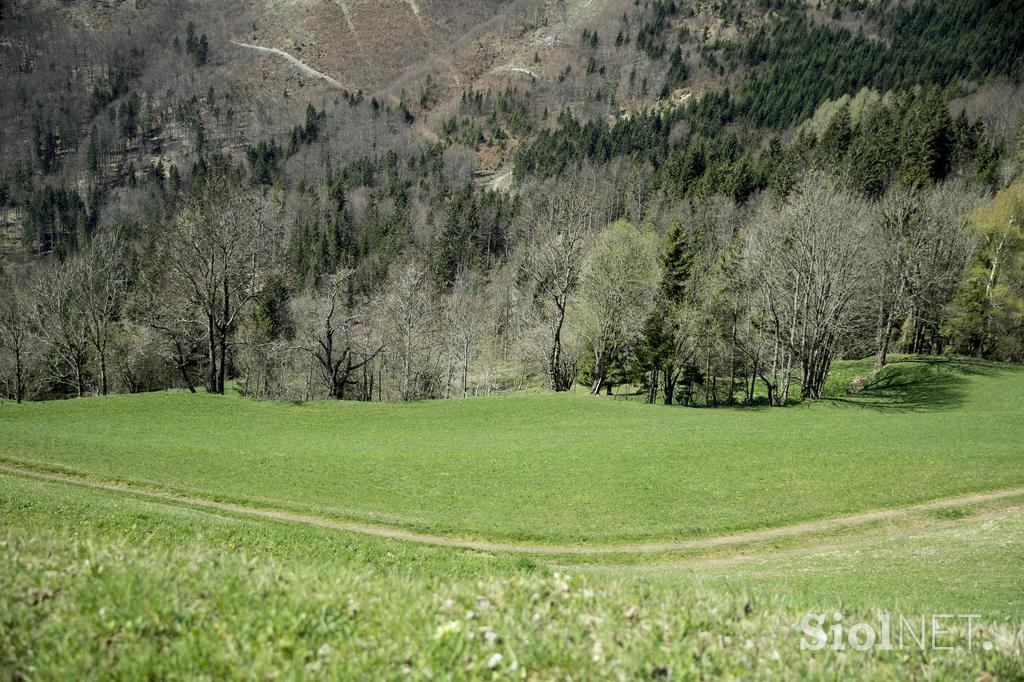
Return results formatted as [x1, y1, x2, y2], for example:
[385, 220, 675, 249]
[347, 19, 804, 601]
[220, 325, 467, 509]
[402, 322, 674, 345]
[2, 473, 1022, 680]
[1, 357, 1021, 543]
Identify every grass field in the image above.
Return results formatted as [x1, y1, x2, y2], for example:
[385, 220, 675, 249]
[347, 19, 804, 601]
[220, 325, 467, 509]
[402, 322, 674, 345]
[1, 357, 1021, 544]
[2, 356, 1023, 678]
[2, 473, 1022, 679]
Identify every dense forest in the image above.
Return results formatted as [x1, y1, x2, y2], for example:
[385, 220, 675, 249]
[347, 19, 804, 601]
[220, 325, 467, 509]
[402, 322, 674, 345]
[0, 0, 1022, 405]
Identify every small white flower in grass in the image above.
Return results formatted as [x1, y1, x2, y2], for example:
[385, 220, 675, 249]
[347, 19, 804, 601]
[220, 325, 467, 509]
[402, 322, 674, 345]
[434, 620, 461, 640]
[317, 643, 332, 658]
[476, 597, 491, 612]
[441, 598, 455, 611]
[465, 610, 475, 620]
[484, 629, 499, 645]
[486, 653, 503, 669]
[591, 640, 603, 662]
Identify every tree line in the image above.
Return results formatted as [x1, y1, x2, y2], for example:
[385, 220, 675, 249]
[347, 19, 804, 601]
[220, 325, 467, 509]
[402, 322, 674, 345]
[1, 157, 1021, 405]
[1, 0, 1022, 405]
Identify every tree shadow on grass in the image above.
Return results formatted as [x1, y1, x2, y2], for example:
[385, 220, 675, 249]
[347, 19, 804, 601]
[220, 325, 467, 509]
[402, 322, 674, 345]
[823, 356, 1008, 413]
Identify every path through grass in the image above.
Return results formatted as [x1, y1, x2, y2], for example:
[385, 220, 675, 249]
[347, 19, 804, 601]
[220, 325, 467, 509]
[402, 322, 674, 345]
[1, 357, 1021, 543]
[2, 473, 1021, 679]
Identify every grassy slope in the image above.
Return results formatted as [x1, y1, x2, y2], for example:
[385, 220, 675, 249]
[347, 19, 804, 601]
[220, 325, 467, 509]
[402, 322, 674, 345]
[1, 357, 1021, 543]
[2, 473, 1021, 680]
[687, 509, 1024, 618]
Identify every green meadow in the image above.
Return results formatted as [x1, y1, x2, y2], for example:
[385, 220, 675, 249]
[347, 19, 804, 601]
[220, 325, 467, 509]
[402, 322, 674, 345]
[1, 357, 1021, 544]
[1, 356, 1023, 678]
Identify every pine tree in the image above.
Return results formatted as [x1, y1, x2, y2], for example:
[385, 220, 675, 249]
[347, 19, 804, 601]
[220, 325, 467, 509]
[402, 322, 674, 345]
[817, 104, 853, 166]
[661, 221, 696, 301]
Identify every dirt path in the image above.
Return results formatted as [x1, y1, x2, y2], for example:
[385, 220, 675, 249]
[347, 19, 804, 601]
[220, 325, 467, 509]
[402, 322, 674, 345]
[489, 65, 539, 79]
[231, 41, 346, 90]
[578, 504, 1024, 571]
[331, 1, 366, 53]
[2, 462, 1022, 556]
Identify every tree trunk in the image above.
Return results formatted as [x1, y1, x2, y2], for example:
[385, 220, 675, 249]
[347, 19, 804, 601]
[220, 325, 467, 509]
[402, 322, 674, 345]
[727, 308, 738, 405]
[548, 305, 565, 392]
[207, 314, 217, 393]
[646, 367, 658, 404]
[217, 330, 227, 394]
[76, 361, 85, 398]
[174, 341, 196, 393]
[462, 341, 470, 397]
[986, 229, 1008, 298]
[99, 350, 109, 396]
[589, 348, 603, 396]
[14, 349, 23, 404]
[747, 362, 756, 406]
[801, 350, 832, 400]
[874, 316, 893, 371]
[704, 345, 712, 406]
[778, 353, 792, 406]
[662, 366, 676, 406]
[874, 304, 894, 371]
[218, 279, 231, 394]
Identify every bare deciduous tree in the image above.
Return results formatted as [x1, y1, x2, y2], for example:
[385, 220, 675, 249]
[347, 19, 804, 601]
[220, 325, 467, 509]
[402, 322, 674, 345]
[0, 270, 37, 403]
[899, 184, 982, 355]
[157, 188, 273, 394]
[129, 267, 203, 393]
[77, 230, 127, 395]
[443, 272, 488, 398]
[522, 183, 595, 391]
[383, 259, 437, 401]
[867, 184, 980, 369]
[291, 270, 382, 399]
[747, 174, 871, 404]
[33, 263, 90, 397]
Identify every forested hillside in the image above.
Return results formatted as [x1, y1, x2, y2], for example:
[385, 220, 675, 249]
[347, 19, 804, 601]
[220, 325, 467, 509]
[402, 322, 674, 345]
[1, 0, 1022, 404]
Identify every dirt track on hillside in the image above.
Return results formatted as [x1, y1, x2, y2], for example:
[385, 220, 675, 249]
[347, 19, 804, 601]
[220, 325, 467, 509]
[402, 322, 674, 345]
[2, 461, 1022, 556]
[232, 40, 347, 90]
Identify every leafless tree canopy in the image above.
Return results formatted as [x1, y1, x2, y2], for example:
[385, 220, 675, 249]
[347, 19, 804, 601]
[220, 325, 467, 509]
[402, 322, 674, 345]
[747, 174, 872, 403]
[521, 181, 597, 391]
[155, 187, 274, 394]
